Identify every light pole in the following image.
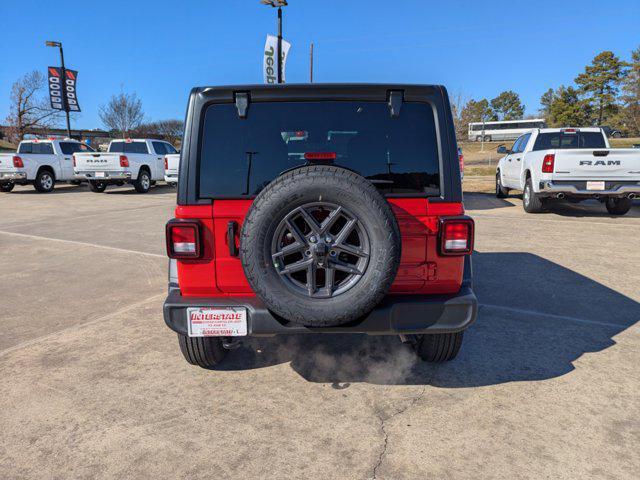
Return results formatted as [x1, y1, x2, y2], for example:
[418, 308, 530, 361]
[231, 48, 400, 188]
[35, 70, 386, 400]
[261, 0, 288, 84]
[45, 40, 71, 138]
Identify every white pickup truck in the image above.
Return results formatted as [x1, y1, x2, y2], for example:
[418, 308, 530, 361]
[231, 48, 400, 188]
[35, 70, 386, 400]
[496, 127, 640, 215]
[0, 138, 93, 193]
[164, 153, 180, 187]
[74, 138, 178, 193]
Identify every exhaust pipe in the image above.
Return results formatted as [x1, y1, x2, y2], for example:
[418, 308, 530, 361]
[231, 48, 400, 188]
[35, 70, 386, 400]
[556, 193, 565, 199]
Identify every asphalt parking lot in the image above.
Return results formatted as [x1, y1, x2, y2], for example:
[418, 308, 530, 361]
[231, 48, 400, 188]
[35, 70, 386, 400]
[1, 183, 639, 479]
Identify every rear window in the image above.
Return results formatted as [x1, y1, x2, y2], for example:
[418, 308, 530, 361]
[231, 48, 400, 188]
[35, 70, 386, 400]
[533, 132, 606, 151]
[199, 101, 440, 197]
[109, 141, 149, 154]
[18, 142, 54, 154]
[59, 142, 94, 155]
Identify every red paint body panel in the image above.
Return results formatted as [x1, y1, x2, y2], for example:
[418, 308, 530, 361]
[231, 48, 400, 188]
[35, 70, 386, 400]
[173, 198, 466, 298]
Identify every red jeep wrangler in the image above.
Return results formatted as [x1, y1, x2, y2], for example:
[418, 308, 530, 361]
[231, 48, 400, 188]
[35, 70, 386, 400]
[164, 84, 476, 368]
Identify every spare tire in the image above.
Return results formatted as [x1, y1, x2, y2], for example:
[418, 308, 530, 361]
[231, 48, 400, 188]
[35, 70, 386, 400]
[240, 165, 401, 327]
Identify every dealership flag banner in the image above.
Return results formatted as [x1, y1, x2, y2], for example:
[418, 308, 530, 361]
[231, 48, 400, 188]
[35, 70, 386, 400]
[48, 67, 81, 112]
[263, 34, 291, 84]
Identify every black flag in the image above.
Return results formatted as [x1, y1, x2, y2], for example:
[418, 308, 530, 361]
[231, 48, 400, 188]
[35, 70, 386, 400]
[48, 67, 81, 112]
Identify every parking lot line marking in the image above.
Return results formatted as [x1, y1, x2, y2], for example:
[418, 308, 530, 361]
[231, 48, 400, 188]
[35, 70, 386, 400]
[469, 213, 640, 228]
[0, 294, 164, 359]
[0, 230, 165, 258]
[480, 303, 638, 330]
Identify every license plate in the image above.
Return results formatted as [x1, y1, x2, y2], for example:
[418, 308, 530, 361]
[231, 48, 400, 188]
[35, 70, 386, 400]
[587, 181, 605, 190]
[187, 307, 247, 337]
[95, 172, 105, 178]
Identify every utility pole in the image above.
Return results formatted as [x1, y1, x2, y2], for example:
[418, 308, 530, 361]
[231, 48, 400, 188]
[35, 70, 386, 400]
[45, 41, 71, 138]
[309, 43, 314, 83]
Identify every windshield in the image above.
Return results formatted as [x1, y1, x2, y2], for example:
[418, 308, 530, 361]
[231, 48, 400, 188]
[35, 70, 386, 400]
[109, 141, 149, 154]
[199, 101, 440, 197]
[533, 132, 606, 151]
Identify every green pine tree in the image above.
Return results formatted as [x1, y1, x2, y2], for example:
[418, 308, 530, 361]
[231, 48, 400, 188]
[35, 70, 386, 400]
[575, 51, 626, 125]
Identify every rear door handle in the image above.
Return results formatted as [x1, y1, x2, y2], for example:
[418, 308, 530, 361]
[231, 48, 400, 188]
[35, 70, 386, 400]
[227, 221, 238, 257]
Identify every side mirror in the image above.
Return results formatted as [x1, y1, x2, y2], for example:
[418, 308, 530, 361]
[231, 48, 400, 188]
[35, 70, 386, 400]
[497, 145, 508, 154]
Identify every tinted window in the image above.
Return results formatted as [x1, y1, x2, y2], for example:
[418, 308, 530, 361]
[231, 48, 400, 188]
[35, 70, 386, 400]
[199, 102, 440, 197]
[19, 142, 54, 154]
[510, 136, 523, 153]
[109, 141, 149, 154]
[60, 142, 94, 154]
[18, 143, 33, 154]
[518, 133, 531, 152]
[533, 132, 606, 151]
[152, 142, 167, 155]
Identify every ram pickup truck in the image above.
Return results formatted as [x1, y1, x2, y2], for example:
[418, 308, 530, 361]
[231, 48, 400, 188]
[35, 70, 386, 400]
[164, 153, 180, 186]
[163, 84, 476, 369]
[0, 138, 93, 193]
[496, 127, 640, 215]
[74, 138, 178, 193]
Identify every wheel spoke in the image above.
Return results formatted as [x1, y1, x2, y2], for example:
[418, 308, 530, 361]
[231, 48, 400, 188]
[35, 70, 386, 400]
[330, 258, 362, 276]
[306, 263, 317, 295]
[285, 218, 307, 245]
[297, 207, 322, 235]
[334, 218, 357, 244]
[271, 242, 305, 260]
[334, 243, 368, 258]
[278, 258, 313, 275]
[320, 206, 343, 234]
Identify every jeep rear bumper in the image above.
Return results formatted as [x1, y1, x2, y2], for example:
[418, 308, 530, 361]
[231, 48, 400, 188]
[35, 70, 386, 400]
[163, 282, 477, 337]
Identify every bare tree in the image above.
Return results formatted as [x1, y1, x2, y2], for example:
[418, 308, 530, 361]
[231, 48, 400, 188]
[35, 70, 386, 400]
[99, 91, 144, 137]
[448, 91, 469, 141]
[134, 119, 184, 146]
[5, 70, 61, 142]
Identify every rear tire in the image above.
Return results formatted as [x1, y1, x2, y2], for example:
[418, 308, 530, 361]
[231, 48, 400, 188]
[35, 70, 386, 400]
[177, 334, 227, 368]
[415, 332, 464, 362]
[523, 177, 544, 213]
[496, 171, 509, 198]
[34, 169, 55, 193]
[134, 169, 151, 193]
[0, 182, 15, 192]
[89, 181, 107, 193]
[605, 197, 632, 215]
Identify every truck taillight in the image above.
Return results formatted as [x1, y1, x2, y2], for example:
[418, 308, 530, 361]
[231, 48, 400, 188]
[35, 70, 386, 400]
[164, 156, 168, 170]
[166, 220, 201, 259]
[458, 151, 464, 173]
[13, 156, 23, 168]
[542, 154, 555, 173]
[119, 155, 129, 167]
[439, 217, 474, 256]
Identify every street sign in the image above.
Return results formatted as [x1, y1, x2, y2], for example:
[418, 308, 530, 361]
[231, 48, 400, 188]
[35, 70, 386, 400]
[48, 67, 81, 112]
[263, 34, 291, 84]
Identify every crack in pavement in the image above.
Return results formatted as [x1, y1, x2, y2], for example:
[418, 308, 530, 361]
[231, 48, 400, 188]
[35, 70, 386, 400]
[370, 366, 439, 479]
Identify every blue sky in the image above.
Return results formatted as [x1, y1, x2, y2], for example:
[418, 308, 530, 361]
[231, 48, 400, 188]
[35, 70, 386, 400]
[1, 0, 638, 129]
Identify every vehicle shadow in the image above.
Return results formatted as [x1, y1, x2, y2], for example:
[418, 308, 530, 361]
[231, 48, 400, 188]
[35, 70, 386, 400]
[219, 251, 639, 387]
[463, 192, 515, 211]
[6, 184, 85, 194]
[105, 185, 177, 195]
[543, 199, 640, 218]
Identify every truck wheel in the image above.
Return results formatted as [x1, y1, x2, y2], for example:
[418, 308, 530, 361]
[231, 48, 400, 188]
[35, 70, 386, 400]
[605, 197, 632, 215]
[89, 181, 107, 193]
[241, 165, 402, 327]
[523, 177, 544, 213]
[177, 334, 227, 368]
[34, 170, 55, 193]
[0, 182, 15, 192]
[134, 169, 151, 193]
[415, 332, 464, 362]
[496, 171, 509, 198]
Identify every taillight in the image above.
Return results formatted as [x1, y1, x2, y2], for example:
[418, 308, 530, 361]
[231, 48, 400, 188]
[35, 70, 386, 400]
[458, 151, 464, 173]
[164, 156, 168, 170]
[13, 156, 24, 168]
[166, 220, 201, 259]
[439, 217, 474, 256]
[304, 152, 337, 161]
[119, 155, 129, 167]
[542, 154, 555, 173]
